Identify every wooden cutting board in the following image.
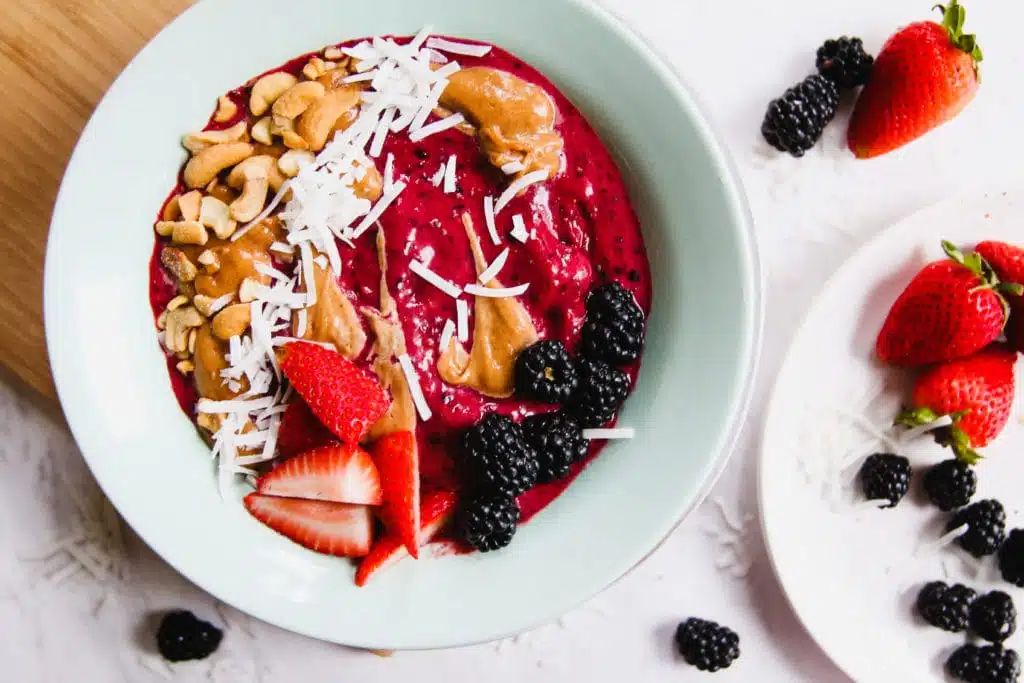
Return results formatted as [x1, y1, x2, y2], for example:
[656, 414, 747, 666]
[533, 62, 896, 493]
[0, 0, 193, 403]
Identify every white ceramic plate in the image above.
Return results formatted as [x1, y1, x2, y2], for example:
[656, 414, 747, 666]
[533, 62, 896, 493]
[45, 0, 760, 649]
[761, 188, 1024, 682]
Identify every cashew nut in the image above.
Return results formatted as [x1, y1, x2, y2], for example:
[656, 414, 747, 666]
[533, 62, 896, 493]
[161, 247, 198, 283]
[166, 220, 208, 246]
[162, 195, 181, 221]
[277, 149, 315, 177]
[176, 359, 195, 374]
[297, 86, 361, 151]
[249, 71, 298, 116]
[272, 81, 325, 120]
[182, 120, 248, 154]
[199, 195, 237, 240]
[213, 95, 239, 123]
[177, 190, 203, 222]
[166, 294, 189, 312]
[303, 57, 328, 80]
[164, 305, 204, 353]
[238, 277, 259, 303]
[154, 221, 174, 237]
[183, 142, 254, 189]
[324, 46, 344, 60]
[251, 116, 273, 145]
[196, 250, 220, 274]
[205, 181, 237, 206]
[225, 156, 275, 222]
[212, 304, 252, 340]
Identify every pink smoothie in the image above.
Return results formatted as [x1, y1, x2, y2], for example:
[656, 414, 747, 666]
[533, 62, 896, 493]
[150, 36, 652, 525]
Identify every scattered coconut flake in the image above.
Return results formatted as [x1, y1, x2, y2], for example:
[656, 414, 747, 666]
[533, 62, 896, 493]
[351, 181, 407, 239]
[430, 164, 446, 187]
[409, 80, 448, 133]
[409, 25, 434, 51]
[501, 161, 525, 175]
[313, 255, 329, 269]
[900, 414, 954, 442]
[916, 524, 968, 556]
[457, 298, 470, 342]
[369, 107, 396, 157]
[398, 353, 432, 421]
[255, 262, 289, 281]
[409, 113, 466, 142]
[344, 70, 379, 84]
[426, 37, 493, 57]
[510, 214, 529, 243]
[426, 48, 449, 63]
[478, 248, 510, 285]
[494, 169, 549, 214]
[197, 396, 277, 414]
[233, 179, 291, 241]
[465, 283, 529, 298]
[410, 260, 463, 298]
[483, 195, 500, 245]
[443, 154, 457, 194]
[207, 293, 234, 315]
[439, 319, 456, 351]
[296, 308, 308, 338]
[383, 152, 396, 192]
[270, 241, 294, 255]
[431, 61, 461, 80]
[582, 428, 635, 440]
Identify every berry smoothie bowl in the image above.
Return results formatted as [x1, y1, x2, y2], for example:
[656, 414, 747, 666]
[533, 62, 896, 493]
[46, 0, 759, 648]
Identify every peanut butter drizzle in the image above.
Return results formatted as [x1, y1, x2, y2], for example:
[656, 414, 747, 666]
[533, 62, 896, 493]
[438, 67, 563, 179]
[365, 226, 417, 439]
[182, 217, 285, 299]
[193, 323, 245, 401]
[438, 215, 539, 398]
[295, 258, 366, 360]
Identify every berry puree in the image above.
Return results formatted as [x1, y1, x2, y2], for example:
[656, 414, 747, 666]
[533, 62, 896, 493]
[150, 36, 651, 527]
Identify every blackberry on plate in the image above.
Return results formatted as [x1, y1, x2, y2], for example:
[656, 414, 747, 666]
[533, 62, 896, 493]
[949, 499, 1007, 558]
[924, 458, 977, 511]
[971, 591, 1017, 643]
[916, 581, 976, 633]
[948, 644, 1021, 683]
[815, 36, 874, 89]
[461, 413, 538, 497]
[515, 340, 578, 403]
[521, 411, 588, 484]
[156, 610, 223, 662]
[567, 358, 629, 428]
[761, 73, 840, 157]
[457, 492, 520, 552]
[674, 618, 740, 672]
[999, 529, 1024, 587]
[580, 281, 645, 366]
[859, 453, 911, 508]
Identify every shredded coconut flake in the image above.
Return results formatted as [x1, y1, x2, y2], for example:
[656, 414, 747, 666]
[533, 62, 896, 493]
[582, 428, 635, 440]
[426, 37, 493, 57]
[443, 154, 457, 194]
[270, 241, 294, 254]
[501, 161, 525, 175]
[409, 113, 465, 142]
[398, 353, 432, 421]
[457, 298, 470, 342]
[351, 181, 406, 239]
[465, 283, 529, 298]
[295, 308, 308, 338]
[494, 170, 549, 214]
[483, 195, 500, 245]
[410, 260, 462, 298]
[430, 163, 446, 187]
[510, 214, 529, 243]
[439, 319, 456, 352]
[477, 248, 509, 285]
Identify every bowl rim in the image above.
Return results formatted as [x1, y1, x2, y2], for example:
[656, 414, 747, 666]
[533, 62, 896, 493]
[43, 0, 762, 648]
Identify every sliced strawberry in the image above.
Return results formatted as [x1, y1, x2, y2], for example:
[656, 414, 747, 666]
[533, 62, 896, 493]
[257, 443, 382, 505]
[279, 341, 391, 445]
[371, 431, 420, 557]
[244, 493, 374, 558]
[355, 490, 456, 587]
[276, 398, 338, 460]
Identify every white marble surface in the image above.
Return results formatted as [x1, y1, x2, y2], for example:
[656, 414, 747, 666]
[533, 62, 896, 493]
[5, 0, 1024, 680]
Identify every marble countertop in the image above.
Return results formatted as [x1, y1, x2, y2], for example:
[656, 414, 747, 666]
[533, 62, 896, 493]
[5, 0, 1024, 680]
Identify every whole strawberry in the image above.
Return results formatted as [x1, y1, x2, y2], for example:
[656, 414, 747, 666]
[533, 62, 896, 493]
[977, 240, 1024, 353]
[876, 241, 1020, 366]
[897, 346, 1017, 463]
[848, 0, 982, 158]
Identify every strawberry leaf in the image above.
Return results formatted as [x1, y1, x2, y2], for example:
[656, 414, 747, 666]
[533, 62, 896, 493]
[935, 0, 983, 74]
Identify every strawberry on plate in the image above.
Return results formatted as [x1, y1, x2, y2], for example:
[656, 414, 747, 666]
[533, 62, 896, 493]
[976, 241, 1024, 353]
[244, 493, 374, 558]
[257, 443, 382, 505]
[876, 241, 1020, 366]
[276, 398, 337, 460]
[279, 341, 391, 445]
[847, 0, 982, 159]
[356, 490, 457, 587]
[897, 346, 1017, 463]
[371, 431, 420, 557]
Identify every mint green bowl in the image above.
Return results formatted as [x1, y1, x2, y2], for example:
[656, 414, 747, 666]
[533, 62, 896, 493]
[45, 0, 761, 648]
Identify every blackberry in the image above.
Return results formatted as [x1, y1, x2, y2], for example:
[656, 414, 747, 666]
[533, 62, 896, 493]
[916, 581, 976, 633]
[580, 281, 645, 366]
[567, 358, 629, 428]
[156, 610, 223, 662]
[948, 644, 1021, 683]
[949, 499, 1007, 558]
[457, 492, 520, 552]
[999, 529, 1024, 587]
[815, 36, 874, 89]
[971, 591, 1017, 643]
[761, 74, 840, 157]
[859, 453, 911, 508]
[461, 413, 538, 497]
[924, 458, 977, 511]
[521, 412, 588, 483]
[514, 340, 578, 403]
[674, 618, 740, 672]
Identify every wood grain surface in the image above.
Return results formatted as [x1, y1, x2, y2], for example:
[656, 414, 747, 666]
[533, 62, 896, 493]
[0, 0, 192, 402]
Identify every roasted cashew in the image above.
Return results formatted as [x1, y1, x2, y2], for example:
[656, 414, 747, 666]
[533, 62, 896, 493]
[227, 154, 285, 192]
[196, 250, 220, 275]
[278, 149, 315, 177]
[177, 190, 203, 222]
[251, 116, 273, 145]
[183, 142, 254, 189]
[159, 220, 208, 246]
[303, 57, 332, 80]
[182, 120, 248, 154]
[238, 277, 259, 303]
[213, 95, 238, 123]
[226, 156, 273, 222]
[161, 247, 198, 282]
[297, 86, 360, 151]
[270, 115, 309, 150]
[199, 195, 236, 239]
[154, 221, 174, 237]
[162, 194, 181, 221]
[249, 71, 298, 116]
[272, 81, 325, 120]
[212, 304, 252, 340]
[323, 46, 344, 60]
